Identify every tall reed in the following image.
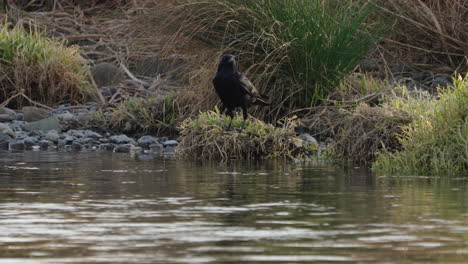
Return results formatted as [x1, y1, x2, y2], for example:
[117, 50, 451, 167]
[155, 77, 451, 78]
[170, 0, 382, 110]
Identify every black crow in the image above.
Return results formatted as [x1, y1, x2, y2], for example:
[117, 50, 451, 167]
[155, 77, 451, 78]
[213, 54, 269, 129]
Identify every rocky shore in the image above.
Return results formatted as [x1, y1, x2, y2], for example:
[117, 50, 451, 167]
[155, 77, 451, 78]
[0, 104, 179, 155]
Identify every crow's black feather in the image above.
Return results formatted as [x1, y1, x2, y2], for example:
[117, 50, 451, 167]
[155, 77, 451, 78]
[213, 54, 269, 127]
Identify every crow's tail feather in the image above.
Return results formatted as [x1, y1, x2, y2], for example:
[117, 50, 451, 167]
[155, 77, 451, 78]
[254, 95, 270, 106]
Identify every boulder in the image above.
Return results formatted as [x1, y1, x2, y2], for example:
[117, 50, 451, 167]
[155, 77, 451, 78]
[23, 137, 39, 149]
[45, 130, 60, 143]
[163, 140, 178, 147]
[137, 135, 159, 148]
[39, 140, 52, 150]
[83, 130, 102, 139]
[22, 106, 49, 122]
[299, 133, 319, 147]
[110, 134, 135, 144]
[0, 131, 12, 150]
[0, 107, 17, 122]
[149, 143, 163, 153]
[99, 143, 115, 151]
[114, 144, 132, 153]
[22, 117, 61, 132]
[71, 142, 83, 151]
[9, 141, 25, 151]
[91, 62, 124, 88]
[0, 123, 15, 138]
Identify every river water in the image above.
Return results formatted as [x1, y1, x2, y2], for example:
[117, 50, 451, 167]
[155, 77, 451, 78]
[0, 151, 467, 263]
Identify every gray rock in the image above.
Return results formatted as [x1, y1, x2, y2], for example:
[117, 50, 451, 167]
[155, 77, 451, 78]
[39, 140, 52, 150]
[67, 130, 85, 138]
[71, 142, 83, 151]
[64, 136, 76, 144]
[163, 140, 178, 147]
[0, 107, 17, 122]
[16, 113, 23, 121]
[14, 131, 29, 140]
[28, 130, 44, 137]
[79, 137, 94, 145]
[91, 62, 124, 88]
[23, 116, 61, 132]
[0, 131, 12, 150]
[138, 135, 159, 148]
[45, 130, 60, 143]
[299, 133, 319, 147]
[134, 146, 144, 154]
[22, 106, 49, 122]
[9, 141, 25, 151]
[149, 143, 163, 152]
[9, 122, 23, 132]
[99, 137, 110, 143]
[57, 139, 67, 148]
[114, 144, 132, 153]
[23, 137, 39, 148]
[83, 144, 93, 150]
[100, 87, 118, 97]
[0, 123, 15, 138]
[163, 146, 175, 153]
[55, 112, 74, 120]
[157, 137, 168, 144]
[99, 143, 115, 151]
[83, 130, 102, 139]
[110, 134, 135, 144]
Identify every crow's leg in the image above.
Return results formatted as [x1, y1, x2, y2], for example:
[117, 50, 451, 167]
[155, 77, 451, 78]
[241, 104, 248, 129]
[226, 108, 234, 130]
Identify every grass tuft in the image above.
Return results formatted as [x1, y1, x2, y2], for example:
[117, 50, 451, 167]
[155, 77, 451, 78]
[0, 22, 94, 107]
[103, 92, 178, 135]
[168, 0, 382, 115]
[329, 104, 411, 165]
[176, 110, 315, 160]
[374, 75, 468, 175]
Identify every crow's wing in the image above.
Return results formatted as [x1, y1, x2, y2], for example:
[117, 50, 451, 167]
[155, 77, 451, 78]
[238, 74, 259, 97]
[238, 73, 270, 105]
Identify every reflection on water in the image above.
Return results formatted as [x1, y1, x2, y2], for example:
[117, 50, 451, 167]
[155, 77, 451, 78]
[0, 151, 467, 263]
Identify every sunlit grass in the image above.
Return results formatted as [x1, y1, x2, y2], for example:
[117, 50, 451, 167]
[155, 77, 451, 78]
[374, 75, 468, 175]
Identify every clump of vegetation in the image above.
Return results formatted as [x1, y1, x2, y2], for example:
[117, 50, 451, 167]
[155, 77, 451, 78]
[329, 104, 411, 165]
[0, 22, 93, 108]
[176, 110, 314, 160]
[302, 74, 410, 165]
[374, 75, 468, 174]
[103, 92, 178, 135]
[169, 0, 382, 116]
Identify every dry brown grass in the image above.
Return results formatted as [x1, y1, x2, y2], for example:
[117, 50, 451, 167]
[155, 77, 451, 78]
[0, 23, 94, 108]
[379, 0, 467, 74]
[330, 105, 411, 165]
[12, 0, 132, 11]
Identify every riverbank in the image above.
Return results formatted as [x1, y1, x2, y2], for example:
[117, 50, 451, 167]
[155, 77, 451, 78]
[0, 1, 466, 173]
[0, 104, 179, 155]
